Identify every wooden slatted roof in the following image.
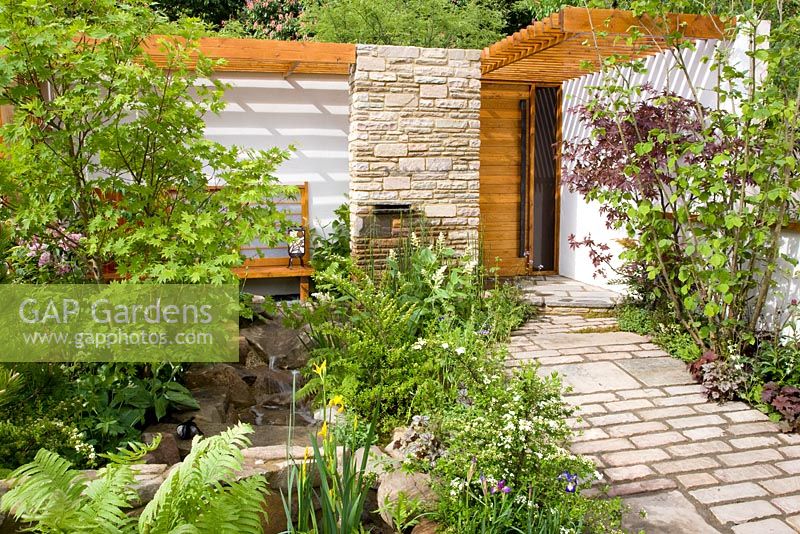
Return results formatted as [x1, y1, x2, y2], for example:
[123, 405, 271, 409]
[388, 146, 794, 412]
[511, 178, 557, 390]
[145, 37, 356, 76]
[482, 7, 730, 83]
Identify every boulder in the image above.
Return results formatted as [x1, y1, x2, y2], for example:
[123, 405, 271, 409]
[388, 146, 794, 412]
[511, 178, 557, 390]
[261, 491, 290, 534]
[411, 519, 440, 534]
[376, 471, 438, 526]
[240, 317, 310, 370]
[183, 385, 229, 425]
[351, 446, 399, 485]
[141, 432, 181, 465]
[131, 474, 165, 506]
[184, 364, 255, 408]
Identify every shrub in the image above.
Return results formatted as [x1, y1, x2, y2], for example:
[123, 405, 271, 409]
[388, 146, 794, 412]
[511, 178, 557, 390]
[0, 0, 293, 284]
[563, 9, 800, 359]
[430, 366, 624, 533]
[300, 0, 503, 49]
[236, 0, 303, 40]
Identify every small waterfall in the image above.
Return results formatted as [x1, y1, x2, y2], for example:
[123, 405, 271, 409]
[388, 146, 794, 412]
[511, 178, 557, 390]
[269, 356, 277, 370]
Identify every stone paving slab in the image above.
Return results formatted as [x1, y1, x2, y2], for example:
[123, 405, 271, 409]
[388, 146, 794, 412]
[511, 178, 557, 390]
[516, 275, 623, 308]
[509, 309, 800, 533]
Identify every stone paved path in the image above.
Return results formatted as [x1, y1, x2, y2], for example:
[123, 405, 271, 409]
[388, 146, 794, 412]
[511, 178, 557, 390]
[508, 309, 800, 534]
[517, 275, 623, 308]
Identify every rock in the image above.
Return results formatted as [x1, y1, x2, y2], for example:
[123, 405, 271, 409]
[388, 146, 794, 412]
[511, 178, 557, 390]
[131, 474, 164, 506]
[385, 427, 408, 460]
[376, 471, 438, 526]
[132, 464, 169, 476]
[411, 519, 440, 534]
[182, 386, 229, 424]
[261, 491, 289, 534]
[352, 446, 399, 484]
[142, 432, 181, 465]
[238, 336, 250, 365]
[184, 364, 255, 408]
[240, 317, 310, 370]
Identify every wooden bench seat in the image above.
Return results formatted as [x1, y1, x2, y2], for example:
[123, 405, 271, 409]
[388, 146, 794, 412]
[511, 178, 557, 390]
[232, 264, 313, 300]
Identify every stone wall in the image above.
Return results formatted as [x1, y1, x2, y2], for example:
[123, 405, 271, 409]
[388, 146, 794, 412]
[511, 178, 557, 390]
[348, 44, 482, 265]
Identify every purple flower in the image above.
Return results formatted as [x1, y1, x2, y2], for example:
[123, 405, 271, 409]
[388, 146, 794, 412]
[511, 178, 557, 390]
[37, 251, 52, 267]
[493, 479, 511, 495]
[558, 472, 578, 493]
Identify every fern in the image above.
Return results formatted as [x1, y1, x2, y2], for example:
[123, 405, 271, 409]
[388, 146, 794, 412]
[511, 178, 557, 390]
[139, 423, 267, 534]
[0, 448, 134, 533]
[1, 424, 268, 534]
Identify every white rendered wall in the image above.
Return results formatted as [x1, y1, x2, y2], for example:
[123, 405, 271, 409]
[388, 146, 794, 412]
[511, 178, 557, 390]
[203, 72, 350, 234]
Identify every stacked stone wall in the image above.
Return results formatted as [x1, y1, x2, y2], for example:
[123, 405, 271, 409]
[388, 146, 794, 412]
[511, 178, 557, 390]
[348, 44, 482, 265]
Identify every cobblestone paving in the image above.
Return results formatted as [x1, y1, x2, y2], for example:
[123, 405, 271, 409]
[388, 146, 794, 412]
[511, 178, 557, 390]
[508, 309, 800, 533]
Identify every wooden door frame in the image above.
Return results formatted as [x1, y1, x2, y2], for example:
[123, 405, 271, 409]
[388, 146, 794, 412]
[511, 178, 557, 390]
[525, 82, 562, 276]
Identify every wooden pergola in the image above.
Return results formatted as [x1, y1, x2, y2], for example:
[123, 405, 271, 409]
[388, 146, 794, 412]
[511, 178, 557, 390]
[144, 37, 356, 76]
[481, 7, 729, 83]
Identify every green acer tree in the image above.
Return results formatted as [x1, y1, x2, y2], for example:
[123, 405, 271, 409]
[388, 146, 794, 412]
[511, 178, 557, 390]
[0, 0, 293, 284]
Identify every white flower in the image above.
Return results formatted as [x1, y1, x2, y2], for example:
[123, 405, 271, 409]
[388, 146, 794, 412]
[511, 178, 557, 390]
[441, 342, 450, 349]
[412, 338, 427, 350]
[455, 347, 466, 355]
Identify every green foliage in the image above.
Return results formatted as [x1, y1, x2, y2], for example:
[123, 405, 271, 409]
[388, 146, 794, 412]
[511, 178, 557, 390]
[300, 0, 503, 48]
[379, 492, 428, 533]
[154, 0, 246, 28]
[0, 423, 267, 534]
[0, 367, 21, 407]
[290, 235, 528, 435]
[615, 304, 654, 335]
[0, 363, 196, 470]
[754, 340, 800, 387]
[431, 366, 624, 533]
[282, 374, 377, 534]
[0, 0, 292, 284]
[139, 424, 267, 533]
[311, 203, 351, 272]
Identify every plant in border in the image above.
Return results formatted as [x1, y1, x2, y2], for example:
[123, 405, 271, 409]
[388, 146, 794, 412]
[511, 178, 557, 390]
[563, 8, 800, 361]
[281, 360, 377, 533]
[0, 423, 268, 533]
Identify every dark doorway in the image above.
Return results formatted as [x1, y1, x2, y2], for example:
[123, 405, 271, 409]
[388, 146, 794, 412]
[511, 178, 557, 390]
[531, 86, 559, 272]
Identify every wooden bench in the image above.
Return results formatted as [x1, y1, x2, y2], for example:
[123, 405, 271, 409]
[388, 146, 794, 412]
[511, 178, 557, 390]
[231, 183, 314, 300]
[103, 183, 315, 300]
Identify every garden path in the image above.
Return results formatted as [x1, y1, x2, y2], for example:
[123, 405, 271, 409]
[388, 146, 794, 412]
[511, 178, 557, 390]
[507, 308, 800, 534]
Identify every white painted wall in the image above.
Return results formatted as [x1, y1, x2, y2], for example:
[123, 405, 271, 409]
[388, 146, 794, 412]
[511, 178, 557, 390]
[203, 72, 350, 234]
[559, 38, 722, 290]
[201, 72, 350, 296]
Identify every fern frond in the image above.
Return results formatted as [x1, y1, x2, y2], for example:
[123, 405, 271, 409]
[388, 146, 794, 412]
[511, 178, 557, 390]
[79, 464, 138, 533]
[101, 434, 162, 465]
[0, 449, 88, 530]
[193, 476, 268, 534]
[139, 423, 264, 534]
